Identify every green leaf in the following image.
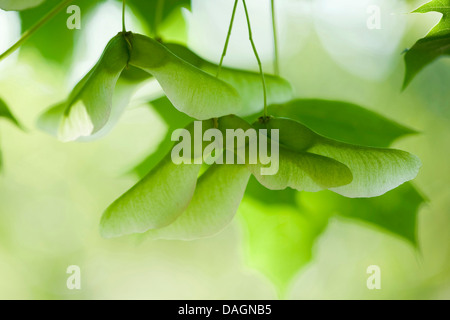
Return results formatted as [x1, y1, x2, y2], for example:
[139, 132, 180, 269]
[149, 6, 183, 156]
[38, 66, 149, 141]
[241, 181, 425, 294]
[129, 33, 243, 120]
[259, 118, 421, 198]
[164, 43, 293, 116]
[100, 154, 202, 239]
[0, 98, 22, 172]
[127, 0, 190, 34]
[143, 164, 250, 240]
[19, 0, 98, 64]
[0, 0, 44, 11]
[239, 198, 329, 296]
[268, 99, 416, 148]
[131, 97, 192, 178]
[245, 176, 298, 207]
[38, 34, 129, 142]
[403, 0, 450, 88]
[0, 98, 22, 129]
[299, 183, 426, 246]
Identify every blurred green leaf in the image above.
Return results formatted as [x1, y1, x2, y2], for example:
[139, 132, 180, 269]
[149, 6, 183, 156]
[164, 43, 293, 116]
[300, 183, 425, 246]
[245, 176, 297, 207]
[0, 98, 22, 172]
[0, 98, 22, 129]
[129, 34, 242, 119]
[239, 198, 329, 296]
[268, 99, 416, 147]
[127, 0, 190, 35]
[19, 0, 99, 63]
[404, 0, 450, 88]
[131, 96, 192, 178]
[0, 0, 44, 11]
[38, 34, 129, 142]
[100, 154, 202, 238]
[144, 164, 250, 240]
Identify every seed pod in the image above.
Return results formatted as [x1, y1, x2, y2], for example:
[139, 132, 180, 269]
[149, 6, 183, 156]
[39, 34, 130, 142]
[262, 117, 421, 198]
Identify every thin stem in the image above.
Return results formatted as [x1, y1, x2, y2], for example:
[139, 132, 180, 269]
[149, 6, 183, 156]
[154, 0, 165, 39]
[122, 0, 127, 32]
[0, 0, 75, 62]
[216, 0, 238, 78]
[271, 0, 279, 76]
[242, 0, 268, 118]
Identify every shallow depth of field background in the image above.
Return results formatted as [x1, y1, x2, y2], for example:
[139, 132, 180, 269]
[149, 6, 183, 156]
[0, 0, 449, 299]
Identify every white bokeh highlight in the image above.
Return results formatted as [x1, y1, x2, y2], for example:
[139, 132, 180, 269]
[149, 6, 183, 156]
[313, 0, 408, 80]
[0, 9, 21, 75]
[186, 0, 312, 73]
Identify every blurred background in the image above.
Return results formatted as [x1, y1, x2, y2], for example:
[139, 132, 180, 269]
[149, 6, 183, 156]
[0, 0, 449, 299]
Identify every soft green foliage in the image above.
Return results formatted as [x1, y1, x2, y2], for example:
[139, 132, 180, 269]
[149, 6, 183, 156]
[164, 43, 293, 116]
[18, 0, 97, 64]
[0, 98, 22, 128]
[145, 165, 250, 240]
[100, 154, 202, 238]
[132, 97, 193, 178]
[38, 34, 129, 142]
[300, 183, 425, 246]
[127, 0, 190, 35]
[268, 100, 416, 147]
[240, 198, 329, 295]
[404, 0, 450, 88]
[0, 0, 44, 11]
[0, 98, 22, 171]
[129, 33, 243, 119]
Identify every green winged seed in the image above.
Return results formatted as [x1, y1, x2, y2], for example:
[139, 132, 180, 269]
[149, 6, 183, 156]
[128, 34, 243, 120]
[100, 154, 202, 239]
[310, 140, 422, 198]
[164, 43, 293, 116]
[145, 164, 251, 240]
[268, 118, 422, 198]
[45, 34, 129, 142]
[218, 115, 353, 191]
[0, 0, 44, 11]
[249, 147, 353, 192]
[100, 119, 214, 238]
[39, 66, 152, 141]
